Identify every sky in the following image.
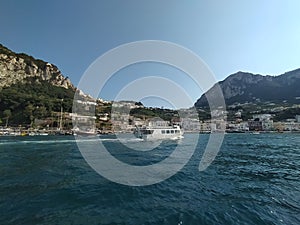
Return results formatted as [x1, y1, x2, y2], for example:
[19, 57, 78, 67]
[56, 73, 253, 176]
[1, 0, 300, 108]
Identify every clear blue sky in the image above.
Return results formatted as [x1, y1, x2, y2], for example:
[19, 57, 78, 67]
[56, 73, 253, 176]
[1, 0, 300, 108]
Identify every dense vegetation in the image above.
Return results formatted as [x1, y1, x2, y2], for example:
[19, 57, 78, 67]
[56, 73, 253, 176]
[0, 81, 75, 126]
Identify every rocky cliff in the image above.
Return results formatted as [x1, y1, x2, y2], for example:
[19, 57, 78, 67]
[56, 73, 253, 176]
[0, 44, 75, 90]
[0, 44, 76, 125]
[195, 69, 300, 107]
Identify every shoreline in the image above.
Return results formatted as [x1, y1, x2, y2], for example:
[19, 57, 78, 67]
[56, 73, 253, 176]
[1, 127, 299, 137]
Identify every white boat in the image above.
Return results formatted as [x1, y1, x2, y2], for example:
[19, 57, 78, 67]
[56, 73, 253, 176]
[134, 124, 184, 141]
[72, 126, 96, 136]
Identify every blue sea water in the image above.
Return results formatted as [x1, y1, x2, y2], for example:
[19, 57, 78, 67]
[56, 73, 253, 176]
[0, 133, 299, 225]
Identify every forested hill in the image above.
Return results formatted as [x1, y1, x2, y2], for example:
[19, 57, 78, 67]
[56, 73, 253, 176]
[0, 44, 76, 125]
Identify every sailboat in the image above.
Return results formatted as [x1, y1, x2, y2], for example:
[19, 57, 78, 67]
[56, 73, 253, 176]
[56, 99, 71, 135]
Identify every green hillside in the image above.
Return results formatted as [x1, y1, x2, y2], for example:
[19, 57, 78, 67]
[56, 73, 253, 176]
[0, 81, 75, 126]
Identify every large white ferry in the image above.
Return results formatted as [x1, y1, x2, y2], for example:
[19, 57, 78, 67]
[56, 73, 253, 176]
[134, 124, 184, 141]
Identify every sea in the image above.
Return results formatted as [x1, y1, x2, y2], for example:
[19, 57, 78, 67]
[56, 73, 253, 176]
[0, 133, 299, 225]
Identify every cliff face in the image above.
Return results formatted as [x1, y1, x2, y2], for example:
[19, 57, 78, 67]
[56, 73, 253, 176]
[0, 44, 75, 90]
[195, 69, 300, 107]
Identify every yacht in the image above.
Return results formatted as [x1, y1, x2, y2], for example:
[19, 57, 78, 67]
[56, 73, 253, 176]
[134, 124, 184, 141]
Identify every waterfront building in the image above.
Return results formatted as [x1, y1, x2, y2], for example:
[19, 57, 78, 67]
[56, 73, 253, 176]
[248, 120, 263, 131]
[296, 115, 300, 123]
[181, 118, 201, 131]
[249, 114, 274, 131]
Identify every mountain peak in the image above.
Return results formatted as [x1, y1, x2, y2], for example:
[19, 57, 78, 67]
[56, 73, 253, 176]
[195, 69, 300, 107]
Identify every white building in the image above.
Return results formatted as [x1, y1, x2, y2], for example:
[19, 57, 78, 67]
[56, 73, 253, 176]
[252, 114, 274, 131]
[98, 113, 109, 121]
[253, 114, 272, 121]
[181, 118, 200, 131]
[262, 120, 274, 131]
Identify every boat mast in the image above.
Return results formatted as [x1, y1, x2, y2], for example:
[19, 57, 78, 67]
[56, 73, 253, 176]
[59, 99, 63, 130]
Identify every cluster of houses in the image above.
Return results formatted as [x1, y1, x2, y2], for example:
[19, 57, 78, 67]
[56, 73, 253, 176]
[180, 114, 300, 133]
[92, 100, 300, 133]
[105, 102, 300, 133]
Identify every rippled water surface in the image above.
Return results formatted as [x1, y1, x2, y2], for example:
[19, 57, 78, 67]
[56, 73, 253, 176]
[0, 133, 299, 225]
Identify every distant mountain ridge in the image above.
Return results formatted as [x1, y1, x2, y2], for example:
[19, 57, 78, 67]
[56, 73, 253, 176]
[195, 69, 300, 107]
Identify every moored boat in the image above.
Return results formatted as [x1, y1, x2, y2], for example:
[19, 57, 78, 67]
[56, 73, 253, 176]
[72, 126, 97, 136]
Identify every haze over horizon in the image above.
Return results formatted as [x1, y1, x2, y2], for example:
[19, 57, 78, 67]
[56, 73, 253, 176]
[1, 0, 300, 108]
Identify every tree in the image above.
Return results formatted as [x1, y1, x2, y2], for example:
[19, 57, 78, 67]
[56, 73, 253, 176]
[3, 109, 12, 127]
[24, 104, 34, 126]
[34, 106, 47, 119]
